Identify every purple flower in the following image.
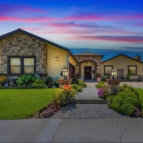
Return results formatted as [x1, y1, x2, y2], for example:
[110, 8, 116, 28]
[98, 88, 105, 98]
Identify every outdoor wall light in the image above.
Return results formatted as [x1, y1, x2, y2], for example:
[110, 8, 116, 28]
[54, 56, 59, 61]
[62, 67, 68, 79]
[111, 69, 116, 79]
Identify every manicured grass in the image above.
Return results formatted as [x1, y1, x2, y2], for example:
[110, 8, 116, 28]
[135, 88, 143, 108]
[0, 89, 57, 119]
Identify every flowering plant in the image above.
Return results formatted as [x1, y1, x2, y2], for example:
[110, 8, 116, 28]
[63, 85, 72, 91]
[98, 88, 105, 98]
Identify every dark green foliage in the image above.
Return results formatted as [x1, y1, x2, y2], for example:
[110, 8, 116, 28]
[32, 79, 46, 88]
[45, 77, 53, 88]
[16, 74, 36, 88]
[71, 77, 79, 84]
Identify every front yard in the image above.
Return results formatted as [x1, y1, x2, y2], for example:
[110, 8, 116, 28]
[0, 89, 57, 119]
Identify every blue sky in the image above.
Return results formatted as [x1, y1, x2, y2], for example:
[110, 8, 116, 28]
[0, 0, 143, 59]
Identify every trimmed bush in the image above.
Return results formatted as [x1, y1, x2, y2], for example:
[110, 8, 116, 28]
[71, 84, 82, 92]
[107, 84, 142, 116]
[32, 79, 46, 88]
[96, 81, 105, 89]
[78, 80, 87, 88]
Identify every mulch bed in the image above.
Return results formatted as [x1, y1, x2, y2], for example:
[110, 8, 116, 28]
[32, 103, 60, 118]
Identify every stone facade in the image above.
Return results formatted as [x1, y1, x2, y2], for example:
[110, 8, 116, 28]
[74, 54, 102, 79]
[0, 32, 47, 75]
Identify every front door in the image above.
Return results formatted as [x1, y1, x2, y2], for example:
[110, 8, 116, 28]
[84, 66, 92, 79]
[117, 69, 124, 79]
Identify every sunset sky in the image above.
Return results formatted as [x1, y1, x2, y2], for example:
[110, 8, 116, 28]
[0, 0, 143, 59]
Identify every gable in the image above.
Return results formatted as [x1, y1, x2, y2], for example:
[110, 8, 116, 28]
[102, 55, 143, 65]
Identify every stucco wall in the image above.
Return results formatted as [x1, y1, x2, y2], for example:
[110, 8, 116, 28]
[81, 62, 95, 79]
[0, 33, 47, 75]
[101, 55, 143, 79]
[47, 44, 68, 78]
[69, 56, 77, 67]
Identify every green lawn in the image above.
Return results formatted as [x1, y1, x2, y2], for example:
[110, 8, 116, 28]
[135, 88, 143, 108]
[0, 89, 57, 119]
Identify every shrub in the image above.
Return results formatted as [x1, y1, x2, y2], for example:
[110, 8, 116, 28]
[45, 77, 53, 88]
[16, 74, 36, 88]
[53, 77, 59, 88]
[32, 79, 46, 88]
[71, 77, 79, 84]
[96, 81, 105, 89]
[78, 80, 87, 88]
[119, 84, 138, 95]
[71, 84, 82, 92]
[108, 86, 142, 116]
[0, 75, 7, 86]
[54, 85, 76, 106]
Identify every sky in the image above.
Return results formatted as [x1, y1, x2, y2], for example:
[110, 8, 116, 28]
[0, 0, 143, 60]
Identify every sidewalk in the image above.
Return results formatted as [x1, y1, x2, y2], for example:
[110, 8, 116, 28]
[0, 118, 143, 142]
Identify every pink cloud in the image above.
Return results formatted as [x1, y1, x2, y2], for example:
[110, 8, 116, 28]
[72, 36, 143, 43]
[0, 16, 55, 22]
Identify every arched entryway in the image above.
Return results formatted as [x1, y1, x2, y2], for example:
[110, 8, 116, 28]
[79, 60, 97, 80]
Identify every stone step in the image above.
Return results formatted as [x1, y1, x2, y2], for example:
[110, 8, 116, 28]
[75, 99, 106, 104]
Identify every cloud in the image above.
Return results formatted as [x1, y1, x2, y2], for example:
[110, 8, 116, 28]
[0, 16, 55, 22]
[72, 36, 143, 43]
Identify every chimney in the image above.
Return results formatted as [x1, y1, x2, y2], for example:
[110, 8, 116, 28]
[134, 55, 141, 61]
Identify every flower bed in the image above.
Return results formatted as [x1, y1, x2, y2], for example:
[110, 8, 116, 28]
[96, 81, 143, 117]
[0, 74, 59, 89]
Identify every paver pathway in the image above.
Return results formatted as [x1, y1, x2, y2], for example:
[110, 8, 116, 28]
[51, 104, 127, 119]
[52, 82, 126, 119]
[75, 82, 101, 100]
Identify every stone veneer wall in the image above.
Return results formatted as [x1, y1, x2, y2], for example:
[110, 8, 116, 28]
[74, 55, 102, 74]
[0, 32, 47, 75]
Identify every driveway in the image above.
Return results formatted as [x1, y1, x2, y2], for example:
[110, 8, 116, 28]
[120, 82, 143, 88]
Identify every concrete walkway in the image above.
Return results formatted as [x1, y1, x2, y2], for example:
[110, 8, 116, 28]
[75, 82, 102, 101]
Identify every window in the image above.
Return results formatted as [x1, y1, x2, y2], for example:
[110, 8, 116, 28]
[8, 56, 35, 75]
[24, 58, 34, 74]
[104, 65, 113, 75]
[128, 65, 137, 75]
[10, 58, 21, 74]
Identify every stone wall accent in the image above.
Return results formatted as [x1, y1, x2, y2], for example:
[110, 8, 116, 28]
[0, 32, 47, 75]
[74, 55, 102, 75]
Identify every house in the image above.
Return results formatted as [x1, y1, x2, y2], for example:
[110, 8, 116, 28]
[101, 54, 143, 80]
[0, 29, 77, 79]
[0, 29, 143, 81]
